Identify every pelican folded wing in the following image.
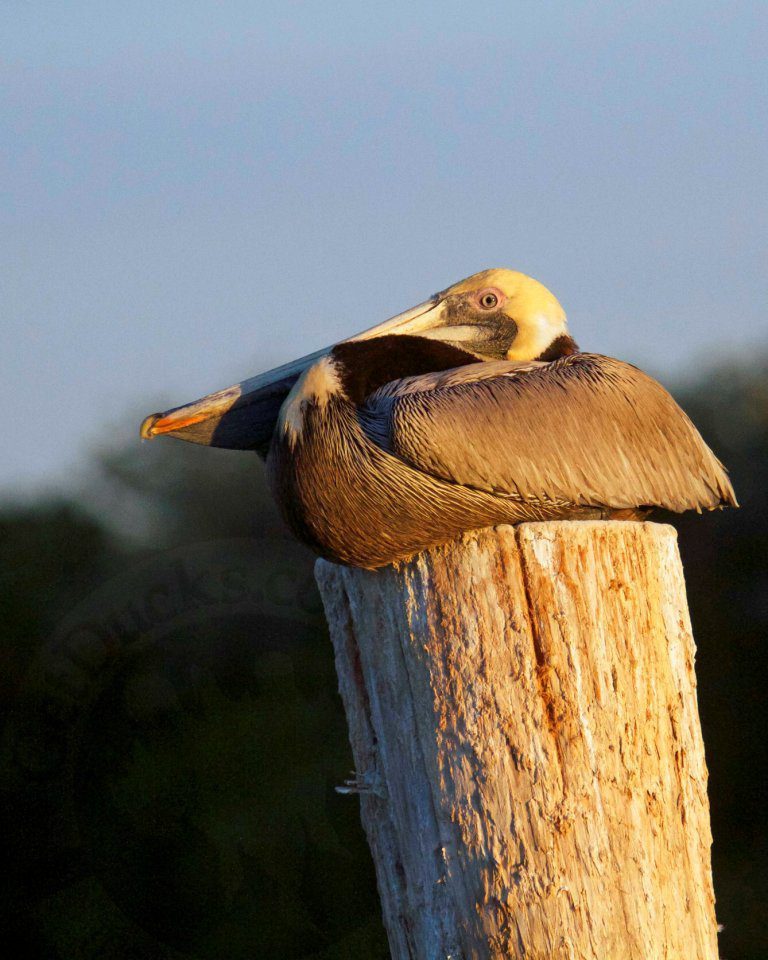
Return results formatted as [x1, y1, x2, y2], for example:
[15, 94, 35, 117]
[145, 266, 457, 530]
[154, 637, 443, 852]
[364, 353, 736, 514]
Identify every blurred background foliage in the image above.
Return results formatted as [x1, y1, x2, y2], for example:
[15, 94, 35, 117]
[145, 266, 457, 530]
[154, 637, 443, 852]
[1, 356, 766, 960]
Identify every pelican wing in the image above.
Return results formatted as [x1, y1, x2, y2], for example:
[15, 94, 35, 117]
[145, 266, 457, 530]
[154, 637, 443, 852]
[361, 353, 736, 512]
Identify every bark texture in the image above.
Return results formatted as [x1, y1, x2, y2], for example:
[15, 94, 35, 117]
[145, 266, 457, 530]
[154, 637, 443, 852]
[315, 521, 718, 960]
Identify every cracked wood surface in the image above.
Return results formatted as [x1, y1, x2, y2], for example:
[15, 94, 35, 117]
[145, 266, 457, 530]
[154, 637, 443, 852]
[315, 521, 718, 960]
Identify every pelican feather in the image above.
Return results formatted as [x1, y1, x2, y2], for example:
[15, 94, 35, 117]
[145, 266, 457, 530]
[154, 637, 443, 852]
[362, 353, 735, 514]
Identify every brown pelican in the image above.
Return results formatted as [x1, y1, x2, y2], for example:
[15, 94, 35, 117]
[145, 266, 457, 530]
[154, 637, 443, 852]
[141, 269, 736, 568]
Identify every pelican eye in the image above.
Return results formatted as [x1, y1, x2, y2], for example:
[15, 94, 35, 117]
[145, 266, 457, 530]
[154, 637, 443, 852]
[479, 291, 499, 309]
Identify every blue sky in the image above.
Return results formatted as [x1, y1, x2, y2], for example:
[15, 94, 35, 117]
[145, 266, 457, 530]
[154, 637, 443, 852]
[2, 0, 767, 494]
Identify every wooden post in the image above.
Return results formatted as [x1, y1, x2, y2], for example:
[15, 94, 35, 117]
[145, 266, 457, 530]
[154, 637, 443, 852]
[315, 521, 718, 960]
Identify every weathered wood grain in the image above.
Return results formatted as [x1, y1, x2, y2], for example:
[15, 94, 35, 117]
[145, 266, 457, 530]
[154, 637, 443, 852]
[315, 521, 718, 960]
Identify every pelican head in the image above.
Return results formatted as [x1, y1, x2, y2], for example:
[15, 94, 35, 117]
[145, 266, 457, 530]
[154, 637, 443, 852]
[140, 269, 576, 450]
[437, 269, 573, 362]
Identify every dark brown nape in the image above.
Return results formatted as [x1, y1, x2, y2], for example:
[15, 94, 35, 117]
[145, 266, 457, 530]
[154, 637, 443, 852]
[331, 335, 483, 404]
[535, 335, 579, 362]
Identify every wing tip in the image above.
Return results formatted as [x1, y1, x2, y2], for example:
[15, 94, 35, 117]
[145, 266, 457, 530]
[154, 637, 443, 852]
[714, 468, 739, 510]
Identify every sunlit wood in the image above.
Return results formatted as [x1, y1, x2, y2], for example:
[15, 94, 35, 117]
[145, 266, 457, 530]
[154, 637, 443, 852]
[316, 521, 718, 960]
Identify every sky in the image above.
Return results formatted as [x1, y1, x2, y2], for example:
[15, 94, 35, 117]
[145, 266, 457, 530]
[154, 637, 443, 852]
[2, 0, 767, 495]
